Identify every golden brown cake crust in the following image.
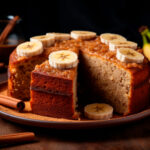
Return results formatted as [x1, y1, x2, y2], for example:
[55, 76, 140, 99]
[9, 49, 46, 65]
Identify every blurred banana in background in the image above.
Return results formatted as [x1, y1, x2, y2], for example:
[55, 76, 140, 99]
[139, 26, 150, 61]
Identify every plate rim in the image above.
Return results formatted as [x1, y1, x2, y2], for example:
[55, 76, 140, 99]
[0, 107, 150, 129]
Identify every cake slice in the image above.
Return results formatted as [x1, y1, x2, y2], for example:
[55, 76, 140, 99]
[30, 48, 79, 119]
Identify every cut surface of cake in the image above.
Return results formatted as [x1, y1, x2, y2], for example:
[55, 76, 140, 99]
[80, 37, 150, 115]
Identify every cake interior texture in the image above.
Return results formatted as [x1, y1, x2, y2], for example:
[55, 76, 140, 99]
[79, 37, 150, 115]
[80, 51, 149, 114]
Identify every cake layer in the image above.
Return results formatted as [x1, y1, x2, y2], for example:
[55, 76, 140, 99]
[30, 90, 77, 119]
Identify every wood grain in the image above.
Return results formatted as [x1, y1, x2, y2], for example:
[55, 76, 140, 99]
[0, 115, 150, 150]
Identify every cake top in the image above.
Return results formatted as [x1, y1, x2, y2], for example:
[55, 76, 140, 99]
[34, 60, 76, 80]
[80, 37, 148, 71]
[9, 31, 149, 72]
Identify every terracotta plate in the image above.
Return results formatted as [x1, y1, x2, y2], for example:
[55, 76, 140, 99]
[0, 83, 150, 129]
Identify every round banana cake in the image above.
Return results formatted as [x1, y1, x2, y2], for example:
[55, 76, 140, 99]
[8, 31, 150, 119]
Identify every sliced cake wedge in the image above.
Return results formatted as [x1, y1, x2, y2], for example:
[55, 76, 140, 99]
[30, 49, 79, 119]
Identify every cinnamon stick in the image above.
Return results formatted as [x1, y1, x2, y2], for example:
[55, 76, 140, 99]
[0, 95, 25, 111]
[0, 63, 5, 72]
[0, 16, 20, 44]
[0, 132, 35, 144]
[0, 63, 4, 68]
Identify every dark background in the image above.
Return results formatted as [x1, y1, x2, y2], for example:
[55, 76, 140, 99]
[0, 0, 150, 46]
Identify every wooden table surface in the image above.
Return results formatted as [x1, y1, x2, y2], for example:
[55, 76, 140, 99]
[0, 114, 150, 149]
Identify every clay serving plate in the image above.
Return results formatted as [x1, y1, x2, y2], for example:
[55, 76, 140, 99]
[0, 82, 150, 129]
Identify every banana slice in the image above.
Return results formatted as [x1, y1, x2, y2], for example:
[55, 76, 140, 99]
[100, 33, 127, 45]
[30, 35, 55, 47]
[71, 31, 96, 40]
[46, 33, 70, 41]
[109, 40, 137, 51]
[16, 41, 43, 57]
[116, 48, 144, 63]
[49, 50, 78, 69]
[84, 103, 113, 120]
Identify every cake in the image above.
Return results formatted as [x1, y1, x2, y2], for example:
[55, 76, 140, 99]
[8, 31, 150, 119]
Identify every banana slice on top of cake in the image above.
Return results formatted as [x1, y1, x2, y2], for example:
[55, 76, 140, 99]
[100, 33, 127, 45]
[71, 31, 96, 40]
[30, 35, 55, 47]
[116, 48, 144, 63]
[16, 41, 43, 57]
[49, 50, 78, 69]
[109, 40, 137, 51]
[46, 33, 71, 41]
